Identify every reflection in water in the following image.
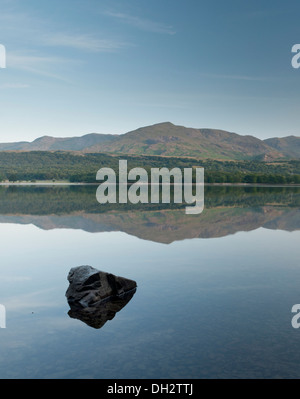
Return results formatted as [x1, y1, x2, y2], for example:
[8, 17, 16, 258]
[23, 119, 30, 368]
[65, 266, 137, 329]
[0, 186, 299, 378]
[0, 185, 298, 243]
[67, 292, 136, 329]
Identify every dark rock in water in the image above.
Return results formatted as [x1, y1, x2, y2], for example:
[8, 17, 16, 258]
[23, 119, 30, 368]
[67, 290, 136, 329]
[65, 265, 137, 329]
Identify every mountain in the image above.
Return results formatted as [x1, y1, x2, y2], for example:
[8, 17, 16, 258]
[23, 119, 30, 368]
[85, 122, 288, 160]
[0, 133, 117, 151]
[264, 136, 300, 159]
[0, 122, 299, 160]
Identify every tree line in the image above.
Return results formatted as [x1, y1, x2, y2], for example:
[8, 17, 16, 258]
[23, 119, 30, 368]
[0, 185, 298, 215]
[0, 151, 299, 184]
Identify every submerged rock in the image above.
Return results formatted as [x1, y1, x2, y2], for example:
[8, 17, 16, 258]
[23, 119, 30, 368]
[65, 265, 137, 329]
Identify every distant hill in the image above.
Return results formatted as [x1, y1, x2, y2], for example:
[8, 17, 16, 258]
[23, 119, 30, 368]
[264, 136, 300, 159]
[85, 122, 290, 160]
[0, 133, 117, 151]
[0, 122, 299, 160]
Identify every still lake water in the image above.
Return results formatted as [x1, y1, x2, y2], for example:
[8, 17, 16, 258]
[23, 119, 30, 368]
[0, 185, 299, 379]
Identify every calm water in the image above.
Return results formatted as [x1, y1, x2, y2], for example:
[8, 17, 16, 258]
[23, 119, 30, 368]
[0, 185, 299, 379]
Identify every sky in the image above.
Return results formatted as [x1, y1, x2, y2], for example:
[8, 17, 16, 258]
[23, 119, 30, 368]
[0, 0, 300, 142]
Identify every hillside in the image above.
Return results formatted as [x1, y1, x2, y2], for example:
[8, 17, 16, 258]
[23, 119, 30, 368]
[0, 133, 117, 151]
[264, 136, 300, 159]
[85, 122, 287, 160]
[0, 122, 299, 160]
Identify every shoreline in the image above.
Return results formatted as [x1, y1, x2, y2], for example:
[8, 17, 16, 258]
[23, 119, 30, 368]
[0, 181, 299, 187]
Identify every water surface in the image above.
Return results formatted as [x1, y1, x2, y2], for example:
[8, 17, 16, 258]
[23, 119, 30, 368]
[0, 185, 299, 379]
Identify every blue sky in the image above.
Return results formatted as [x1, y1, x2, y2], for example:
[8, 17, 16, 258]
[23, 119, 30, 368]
[0, 0, 300, 141]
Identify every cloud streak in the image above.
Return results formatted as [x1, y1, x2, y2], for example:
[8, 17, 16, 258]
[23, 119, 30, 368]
[42, 33, 130, 53]
[0, 83, 30, 89]
[104, 11, 176, 35]
[7, 52, 80, 81]
[200, 73, 274, 82]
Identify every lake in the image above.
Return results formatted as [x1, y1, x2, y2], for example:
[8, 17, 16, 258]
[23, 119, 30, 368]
[0, 185, 299, 379]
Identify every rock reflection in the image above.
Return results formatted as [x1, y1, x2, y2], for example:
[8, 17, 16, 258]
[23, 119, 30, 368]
[65, 265, 137, 329]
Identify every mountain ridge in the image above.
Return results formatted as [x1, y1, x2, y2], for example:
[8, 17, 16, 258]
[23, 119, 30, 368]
[0, 122, 299, 160]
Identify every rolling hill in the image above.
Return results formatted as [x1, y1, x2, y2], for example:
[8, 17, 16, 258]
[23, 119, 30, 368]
[84, 122, 290, 160]
[264, 136, 300, 159]
[0, 133, 117, 151]
[0, 122, 299, 160]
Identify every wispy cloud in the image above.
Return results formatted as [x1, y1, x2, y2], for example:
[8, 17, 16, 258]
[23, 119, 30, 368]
[200, 73, 274, 82]
[7, 52, 79, 81]
[42, 33, 130, 52]
[104, 11, 176, 35]
[0, 83, 30, 89]
[0, 11, 35, 28]
[0, 9, 129, 52]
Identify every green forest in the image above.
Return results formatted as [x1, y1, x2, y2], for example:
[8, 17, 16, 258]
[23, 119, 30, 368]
[0, 151, 299, 184]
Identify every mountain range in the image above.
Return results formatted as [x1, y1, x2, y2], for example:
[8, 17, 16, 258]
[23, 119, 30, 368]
[0, 206, 298, 244]
[1, 122, 299, 160]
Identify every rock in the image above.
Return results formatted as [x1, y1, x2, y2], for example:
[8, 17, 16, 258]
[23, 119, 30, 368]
[67, 291, 136, 329]
[65, 265, 137, 329]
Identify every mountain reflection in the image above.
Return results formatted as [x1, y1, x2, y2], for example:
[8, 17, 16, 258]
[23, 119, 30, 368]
[0, 185, 299, 244]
